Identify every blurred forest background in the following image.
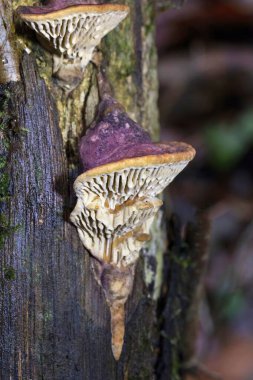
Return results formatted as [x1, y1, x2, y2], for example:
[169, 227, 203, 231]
[156, 0, 253, 379]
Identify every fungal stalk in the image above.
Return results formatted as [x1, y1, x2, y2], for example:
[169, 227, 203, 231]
[71, 94, 196, 360]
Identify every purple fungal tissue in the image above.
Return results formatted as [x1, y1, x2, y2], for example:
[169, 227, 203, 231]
[71, 94, 195, 361]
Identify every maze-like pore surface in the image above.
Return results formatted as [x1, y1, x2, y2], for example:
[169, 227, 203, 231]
[75, 161, 189, 210]
[72, 197, 161, 240]
[25, 11, 128, 60]
[70, 196, 161, 266]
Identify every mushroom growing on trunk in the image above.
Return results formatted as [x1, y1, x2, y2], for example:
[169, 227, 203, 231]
[70, 93, 196, 360]
[16, 1, 129, 90]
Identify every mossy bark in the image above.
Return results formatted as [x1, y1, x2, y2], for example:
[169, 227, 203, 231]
[0, 1, 20, 83]
[0, 1, 207, 380]
[0, 1, 163, 379]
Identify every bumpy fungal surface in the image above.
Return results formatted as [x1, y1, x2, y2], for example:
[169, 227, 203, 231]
[16, 1, 129, 89]
[80, 95, 194, 171]
[71, 95, 196, 360]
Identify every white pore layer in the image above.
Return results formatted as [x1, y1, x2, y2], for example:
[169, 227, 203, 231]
[71, 197, 161, 267]
[25, 10, 128, 71]
[74, 161, 189, 209]
[71, 161, 190, 267]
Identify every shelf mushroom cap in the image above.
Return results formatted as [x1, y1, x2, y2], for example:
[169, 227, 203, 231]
[16, 1, 129, 54]
[80, 95, 195, 172]
[17, 1, 129, 17]
[76, 95, 196, 209]
[16, 1, 129, 89]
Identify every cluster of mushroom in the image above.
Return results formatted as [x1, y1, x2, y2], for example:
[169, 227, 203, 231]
[16, 0, 129, 90]
[16, 0, 196, 361]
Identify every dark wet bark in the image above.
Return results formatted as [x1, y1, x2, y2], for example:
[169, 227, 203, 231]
[156, 213, 210, 380]
[0, 1, 159, 379]
[0, 47, 157, 380]
[157, 0, 186, 11]
[0, 1, 207, 380]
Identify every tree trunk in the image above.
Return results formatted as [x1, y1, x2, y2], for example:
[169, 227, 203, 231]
[0, 1, 203, 380]
[0, 1, 161, 379]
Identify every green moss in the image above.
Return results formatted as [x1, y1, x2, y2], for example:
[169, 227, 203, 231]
[171, 350, 181, 380]
[172, 254, 193, 270]
[0, 173, 9, 201]
[43, 311, 53, 322]
[103, 14, 137, 116]
[0, 214, 9, 249]
[0, 87, 19, 248]
[0, 214, 19, 249]
[144, 209, 167, 300]
[0, 90, 11, 200]
[0, 156, 7, 169]
[143, 2, 155, 33]
[12, 0, 34, 8]
[3, 266, 16, 281]
[34, 158, 43, 188]
[104, 23, 135, 79]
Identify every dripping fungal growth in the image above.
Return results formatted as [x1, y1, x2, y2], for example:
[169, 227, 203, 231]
[70, 77, 196, 360]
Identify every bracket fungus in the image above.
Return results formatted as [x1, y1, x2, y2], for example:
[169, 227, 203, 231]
[70, 94, 196, 360]
[16, 1, 129, 90]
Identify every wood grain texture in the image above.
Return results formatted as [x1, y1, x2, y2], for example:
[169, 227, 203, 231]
[156, 214, 210, 380]
[1, 0, 204, 378]
[0, 1, 160, 379]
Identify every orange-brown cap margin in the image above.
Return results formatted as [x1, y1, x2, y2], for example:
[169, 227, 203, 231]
[18, 4, 130, 22]
[76, 142, 196, 182]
